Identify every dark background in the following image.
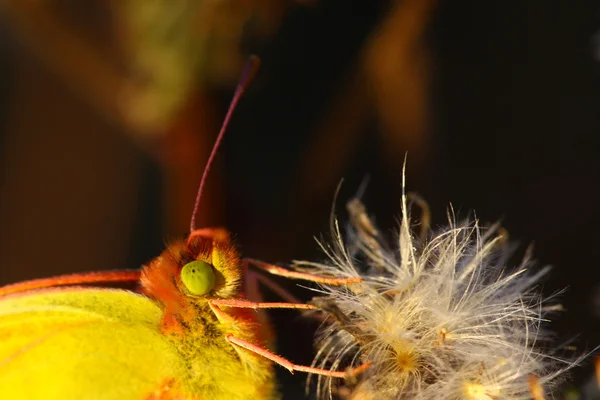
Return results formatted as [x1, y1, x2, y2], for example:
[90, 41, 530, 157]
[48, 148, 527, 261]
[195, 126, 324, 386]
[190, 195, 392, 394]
[1, 1, 599, 398]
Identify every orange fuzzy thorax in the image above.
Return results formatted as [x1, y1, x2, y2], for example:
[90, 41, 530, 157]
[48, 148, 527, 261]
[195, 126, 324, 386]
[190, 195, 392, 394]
[139, 233, 276, 399]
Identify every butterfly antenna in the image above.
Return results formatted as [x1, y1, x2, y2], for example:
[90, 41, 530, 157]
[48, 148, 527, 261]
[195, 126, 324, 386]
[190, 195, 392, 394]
[189, 56, 261, 233]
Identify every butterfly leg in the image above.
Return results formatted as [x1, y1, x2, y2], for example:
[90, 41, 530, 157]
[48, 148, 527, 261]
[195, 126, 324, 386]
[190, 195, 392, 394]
[244, 267, 305, 305]
[244, 268, 313, 341]
[210, 298, 317, 311]
[208, 298, 318, 350]
[244, 258, 362, 285]
[225, 334, 371, 378]
[188, 231, 360, 286]
[210, 301, 370, 378]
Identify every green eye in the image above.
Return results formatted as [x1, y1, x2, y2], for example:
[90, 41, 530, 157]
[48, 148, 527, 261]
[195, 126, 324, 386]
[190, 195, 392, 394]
[181, 260, 215, 295]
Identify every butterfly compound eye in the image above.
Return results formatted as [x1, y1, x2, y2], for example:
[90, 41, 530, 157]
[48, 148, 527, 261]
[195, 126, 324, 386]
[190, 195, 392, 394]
[181, 261, 216, 295]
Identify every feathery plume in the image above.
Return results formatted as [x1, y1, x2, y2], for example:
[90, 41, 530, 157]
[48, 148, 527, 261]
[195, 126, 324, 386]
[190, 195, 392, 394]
[298, 181, 580, 400]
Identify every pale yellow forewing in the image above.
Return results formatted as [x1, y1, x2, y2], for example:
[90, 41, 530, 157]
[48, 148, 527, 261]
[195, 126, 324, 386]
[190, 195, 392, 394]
[0, 288, 186, 400]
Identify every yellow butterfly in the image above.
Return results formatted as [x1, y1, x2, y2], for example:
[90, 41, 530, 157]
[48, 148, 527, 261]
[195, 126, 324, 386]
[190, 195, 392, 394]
[0, 57, 363, 400]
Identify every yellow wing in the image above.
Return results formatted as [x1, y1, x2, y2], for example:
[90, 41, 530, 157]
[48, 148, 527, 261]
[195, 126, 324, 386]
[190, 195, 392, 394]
[0, 288, 187, 400]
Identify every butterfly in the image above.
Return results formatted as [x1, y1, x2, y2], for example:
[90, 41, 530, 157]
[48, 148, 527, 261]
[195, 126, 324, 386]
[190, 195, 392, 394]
[0, 56, 365, 400]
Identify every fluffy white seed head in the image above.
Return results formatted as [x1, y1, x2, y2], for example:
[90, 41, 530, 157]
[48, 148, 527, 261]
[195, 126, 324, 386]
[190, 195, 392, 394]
[298, 188, 579, 400]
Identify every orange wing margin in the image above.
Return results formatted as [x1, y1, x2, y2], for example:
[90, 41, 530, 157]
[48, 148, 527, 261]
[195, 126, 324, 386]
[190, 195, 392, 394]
[0, 270, 141, 297]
